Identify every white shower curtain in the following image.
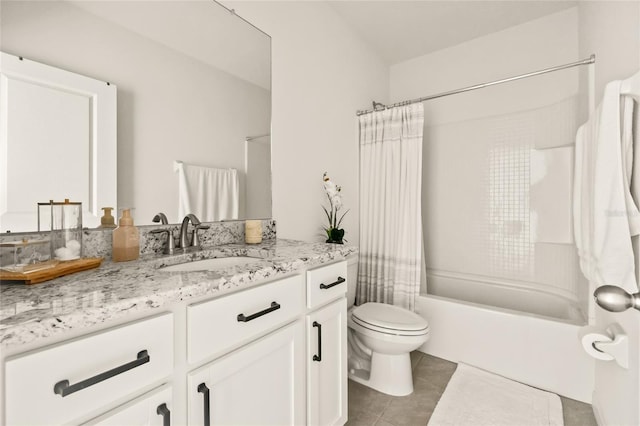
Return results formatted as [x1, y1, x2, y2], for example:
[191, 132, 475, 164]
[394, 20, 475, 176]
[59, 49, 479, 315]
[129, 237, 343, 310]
[357, 103, 425, 311]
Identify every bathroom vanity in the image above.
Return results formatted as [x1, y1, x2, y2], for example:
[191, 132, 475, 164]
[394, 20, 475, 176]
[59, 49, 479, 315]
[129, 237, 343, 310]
[0, 239, 355, 425]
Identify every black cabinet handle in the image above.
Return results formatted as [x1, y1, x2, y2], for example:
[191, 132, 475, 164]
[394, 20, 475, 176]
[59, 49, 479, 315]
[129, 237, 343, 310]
[320, 276, 346, 290]
[313, 321, 322, 362]
[156, 403, 171, 426]
[198, 383, 210, 426]
[237, 301, 280, 322]
[53, 350, 150, 397]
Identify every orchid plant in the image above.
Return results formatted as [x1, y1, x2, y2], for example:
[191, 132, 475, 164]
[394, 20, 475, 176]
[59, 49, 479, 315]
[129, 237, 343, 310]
[322, 172, 348, 244]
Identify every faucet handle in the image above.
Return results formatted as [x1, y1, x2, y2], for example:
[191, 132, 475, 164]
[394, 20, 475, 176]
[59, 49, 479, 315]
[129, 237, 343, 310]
[151, 228, 175, 255]
[191, 224, 210, 248]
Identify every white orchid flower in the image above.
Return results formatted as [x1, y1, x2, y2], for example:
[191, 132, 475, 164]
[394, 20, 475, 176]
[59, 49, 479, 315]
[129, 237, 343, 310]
[322, 172, 349, 243]
[332, 194, 343, 210]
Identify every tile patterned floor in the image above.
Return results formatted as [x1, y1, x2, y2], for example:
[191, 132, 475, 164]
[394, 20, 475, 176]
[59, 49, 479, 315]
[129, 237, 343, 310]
[346, 351, 598, 426]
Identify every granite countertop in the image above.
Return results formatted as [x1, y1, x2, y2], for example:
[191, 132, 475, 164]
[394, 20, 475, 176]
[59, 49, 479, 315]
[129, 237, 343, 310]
[0, 239, 357, 350]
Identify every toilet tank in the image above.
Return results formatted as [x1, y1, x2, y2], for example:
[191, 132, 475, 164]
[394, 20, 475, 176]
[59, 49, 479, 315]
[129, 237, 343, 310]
[347, 255, 358, 308]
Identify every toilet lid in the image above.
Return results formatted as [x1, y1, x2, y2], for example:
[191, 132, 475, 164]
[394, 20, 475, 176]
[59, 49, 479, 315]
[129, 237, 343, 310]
[352, 303, 429, 336]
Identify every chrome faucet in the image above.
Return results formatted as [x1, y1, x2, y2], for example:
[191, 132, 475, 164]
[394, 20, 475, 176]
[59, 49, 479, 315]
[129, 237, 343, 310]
[150, 212, 174, 255]
[179, 214, 200, 248]
[152, 212, 168, 225]
[178, 214, 209, 250]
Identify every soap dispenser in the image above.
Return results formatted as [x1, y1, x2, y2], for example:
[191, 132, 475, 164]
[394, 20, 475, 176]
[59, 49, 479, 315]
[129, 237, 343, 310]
[112, 209, 139, 262]
[99, 207, 117, 228]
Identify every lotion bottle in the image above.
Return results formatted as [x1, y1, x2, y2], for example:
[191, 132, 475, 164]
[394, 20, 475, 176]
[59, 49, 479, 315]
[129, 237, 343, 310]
[112, 208, 139, 262]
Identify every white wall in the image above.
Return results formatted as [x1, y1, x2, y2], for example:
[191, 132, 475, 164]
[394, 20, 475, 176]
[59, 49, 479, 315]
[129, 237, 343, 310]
[225, 1, 389, 243]
[579, 1, 640, 103]
[578, 2, 640, 424]
[1, 1, 270, 225]
[391, 9, 585, 303]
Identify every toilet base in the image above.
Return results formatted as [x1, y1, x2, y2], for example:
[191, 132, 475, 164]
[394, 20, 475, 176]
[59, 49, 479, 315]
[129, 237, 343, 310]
[348, 352, 414, 396]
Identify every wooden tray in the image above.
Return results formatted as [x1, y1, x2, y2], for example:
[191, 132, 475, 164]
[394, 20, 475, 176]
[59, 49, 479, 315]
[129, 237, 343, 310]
[0, 257, 103, 284]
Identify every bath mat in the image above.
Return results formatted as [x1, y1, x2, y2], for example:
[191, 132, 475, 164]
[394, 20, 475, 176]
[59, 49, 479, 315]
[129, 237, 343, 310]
[427, 363, 563, 426]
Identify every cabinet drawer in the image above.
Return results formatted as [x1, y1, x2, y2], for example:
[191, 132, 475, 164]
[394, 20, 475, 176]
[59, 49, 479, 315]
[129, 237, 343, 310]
[187, 274, 304, 363]
[5, 313, 173, 426]
[306, 261, 348, 309]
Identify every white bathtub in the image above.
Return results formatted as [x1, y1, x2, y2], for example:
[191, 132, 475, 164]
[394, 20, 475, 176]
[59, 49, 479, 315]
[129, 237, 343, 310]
[417, 272, 595, 403]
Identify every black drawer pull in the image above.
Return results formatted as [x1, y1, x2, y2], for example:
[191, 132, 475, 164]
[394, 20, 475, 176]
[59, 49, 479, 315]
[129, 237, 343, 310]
[198, 383, 211, 426]
[237, 301, 281, 322]
[53, 350, 150, 397]
[313, 321, 322, 362]
[320, 276, 346, 290]
[157, 403, 171, 426]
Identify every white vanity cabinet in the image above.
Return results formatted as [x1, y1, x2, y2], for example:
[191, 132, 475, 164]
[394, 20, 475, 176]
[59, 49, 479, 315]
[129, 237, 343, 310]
[2, 256, 353, 426]
[306, 262, 348, 426]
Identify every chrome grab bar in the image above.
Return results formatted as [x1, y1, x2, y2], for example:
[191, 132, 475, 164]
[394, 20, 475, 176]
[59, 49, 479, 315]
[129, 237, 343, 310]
[594, 286, 640, 312]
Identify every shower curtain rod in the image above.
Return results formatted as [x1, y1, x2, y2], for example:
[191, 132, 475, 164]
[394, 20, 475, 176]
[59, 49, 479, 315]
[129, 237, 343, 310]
[356, 54, 595, 116]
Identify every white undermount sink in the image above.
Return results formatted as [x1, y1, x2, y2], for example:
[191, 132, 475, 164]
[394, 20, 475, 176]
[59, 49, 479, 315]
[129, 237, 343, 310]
[160, 256, 264, 272]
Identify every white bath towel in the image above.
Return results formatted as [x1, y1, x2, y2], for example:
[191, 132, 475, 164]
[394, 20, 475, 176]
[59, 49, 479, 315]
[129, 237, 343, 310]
[626, 71, 640, 202]
[573, 78, 640, 293]
[174, 161, 239, 222]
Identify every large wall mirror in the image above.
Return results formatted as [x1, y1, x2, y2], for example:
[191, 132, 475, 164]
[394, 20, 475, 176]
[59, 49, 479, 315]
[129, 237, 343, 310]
[0, 0, 271, 232]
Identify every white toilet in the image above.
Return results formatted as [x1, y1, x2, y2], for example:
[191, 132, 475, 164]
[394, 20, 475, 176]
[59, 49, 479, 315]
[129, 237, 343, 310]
[346, 257, 430, 396]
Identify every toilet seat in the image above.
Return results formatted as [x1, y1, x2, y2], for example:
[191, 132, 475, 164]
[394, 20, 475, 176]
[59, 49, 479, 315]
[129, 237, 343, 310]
[351, 303, 429, 337]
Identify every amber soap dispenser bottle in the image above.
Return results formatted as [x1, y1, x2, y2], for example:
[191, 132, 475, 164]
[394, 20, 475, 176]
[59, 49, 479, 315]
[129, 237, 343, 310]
[112, 208, 139, 262]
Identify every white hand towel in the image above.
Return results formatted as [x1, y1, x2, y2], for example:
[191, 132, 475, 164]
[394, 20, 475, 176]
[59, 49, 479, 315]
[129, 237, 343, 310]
[573, 80, 640, 293]
[175, 161, 239, 222]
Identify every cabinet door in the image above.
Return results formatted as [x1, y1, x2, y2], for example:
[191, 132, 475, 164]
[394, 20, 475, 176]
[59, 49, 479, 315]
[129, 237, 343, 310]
[83, 386, 172, 426]
[188, 321, 305, 426]
[307, 298, 347, 426]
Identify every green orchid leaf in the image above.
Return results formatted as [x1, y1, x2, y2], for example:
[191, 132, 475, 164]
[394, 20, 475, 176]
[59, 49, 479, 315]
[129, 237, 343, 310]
[321, 205, 332, 224]
[336, 209, 349, 228]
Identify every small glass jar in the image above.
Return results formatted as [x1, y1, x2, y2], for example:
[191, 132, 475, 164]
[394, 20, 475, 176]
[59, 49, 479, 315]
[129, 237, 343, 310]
[0, 239, 54, 272]
[38, 199, 83, 261]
